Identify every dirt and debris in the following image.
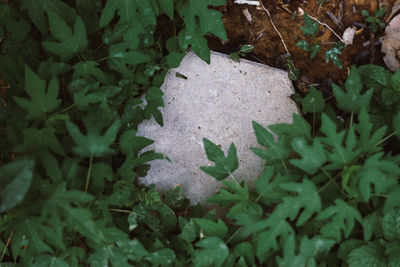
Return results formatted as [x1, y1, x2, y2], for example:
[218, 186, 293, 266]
[208, 0, 400, 92]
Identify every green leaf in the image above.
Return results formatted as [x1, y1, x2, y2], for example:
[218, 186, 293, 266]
[233, 242, 255, 266]
[310, 44, 321, 59]
[297, 39, 310, 51]
[301, 13, 319, 35]
[178, 0, 227, 63]
[32, 255, 69, 267]
[0, 158, 34, 213]
[290, 138, 327, 174]
[207, 180, 249, 211]
[384, 187, 400, 214]
[143, 86, 165, 125]
[200, 138, 238, 180]
[362, 212, 383, 241]
[119, 129, 154, 156]
[251, 121, 291, 164]
[194, 218, 228, 239]
[316, 199, 362, 241]
[356, 152, 400, 202]
[14, 65, 61, 120]
[355, 107, 387, 153]
[66, 118, 121, 158]
[269, 113, 312, 140]
[276, 234, 335, 266]
[21, 0, 77, 34]
[302, 86, 325, 114]
[325, 41, 345, 69]
[358, 64, 391, 91]
[145, 248, 176, 266]
[72, 61, 110, 84]
[14, 126, 64, 155]
[194, 237, 229, 267]
[347, 242, 387, 267]
[383, 207, 400, 241]
[11, 218, 53, 259]
[157, 0, 174, 19]
[240, 44, 254, 53]
[42, 11, 88, 60]
[279, 179, 321, 225]
[332, 66, 374, 112]
[318, 113, 361, 170]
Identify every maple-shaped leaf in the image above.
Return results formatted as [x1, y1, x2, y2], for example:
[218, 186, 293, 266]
[66, 117, 121, 158]
[356, 152, 400, 202]
[318, 113, 361, 170]
[251, 121, 291, 164]
[194, 218, 228, 239]
[177, 0, 227, 63]
[355, 107, 387, 153]
[302, 86, 325, 114]
[143, 86, 165, 126]
[11, 218, 53, 260]
[100, 0, 155, 49]
[20, 0, 77, 34]
[269, 113, 312, 141]
[279, 179, 322, 226]
[316, 199, 362, 241]
[276, 234, 335, 266]
[193, 237, 229, 267]
[42, 183, 100, 243]
[207, 180, 249, 208]
[14, 65, 61, 120]
[42, 11, 88, 60]
[290, 138, 327, 174]
[32, 255, 69, 266]
[332, 66, 374, 112]
[254, 167, 298, 205]
[200, 138, 238, 180]
[256, 219, 294, 263]
[72, 61, 110, 84]
[358, 64, 391, 91]
[14, 126, 64, 155]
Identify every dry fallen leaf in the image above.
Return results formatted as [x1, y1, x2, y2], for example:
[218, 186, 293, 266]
[382, 13, 400, 71]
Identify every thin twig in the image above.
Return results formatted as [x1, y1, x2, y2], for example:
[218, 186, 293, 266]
[0, 231, 13, 262]
[307, 14, 345, 43]
[259, 1, 291, 56]
[259, 0, 296, 72]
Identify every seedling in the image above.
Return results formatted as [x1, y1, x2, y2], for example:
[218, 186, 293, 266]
[229, 44, 254, 62]
[362, 7, 386, 33]
[297, 13, 344, 68]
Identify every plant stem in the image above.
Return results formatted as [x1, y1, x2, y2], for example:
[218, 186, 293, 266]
[350, 112, 354, 129]
[109, 208, 133, 213]
[375, 131, 397, 147]
[85, 153, 93, 193]
[0, 231, 13, 262]
[225, 227, 241, 245]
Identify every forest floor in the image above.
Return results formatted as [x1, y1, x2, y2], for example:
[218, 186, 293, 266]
[208, 0, 398, 94]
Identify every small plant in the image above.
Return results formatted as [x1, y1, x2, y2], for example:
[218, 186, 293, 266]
[229, 44, 254, 62]
[362, 7, 386, 33]
[297, 13, 345, 68]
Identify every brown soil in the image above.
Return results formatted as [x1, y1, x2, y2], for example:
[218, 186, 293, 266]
[208, 0, 398, 93]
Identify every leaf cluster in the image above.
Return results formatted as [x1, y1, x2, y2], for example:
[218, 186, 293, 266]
[297, 13, 345, 69]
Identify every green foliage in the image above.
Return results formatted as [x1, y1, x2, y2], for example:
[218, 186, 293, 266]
[362, 7, 386, 33]
[297, 13, 345, 68]
[1, 1, 400, 266]
[229, 44, 254, 62]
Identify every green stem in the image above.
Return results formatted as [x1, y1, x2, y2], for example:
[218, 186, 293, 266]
[374, 131, 397, 147]
[57, 103, 76, 114]
[225, 227, 241, 245]
[0, 231, 13, 262]
[230, 173, 239, 184]
[85, 153, 94, 193]
[350, 112, 354, 129]
[319, 167, 348, 198]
